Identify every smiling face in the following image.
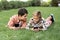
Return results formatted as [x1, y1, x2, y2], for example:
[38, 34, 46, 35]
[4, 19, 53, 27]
[18, 14, 27, 22]
[18, 8, 28, 22]
[33, 16, 40, 23]
[33, 11, 42, 23]
[33, 13, 40, 23]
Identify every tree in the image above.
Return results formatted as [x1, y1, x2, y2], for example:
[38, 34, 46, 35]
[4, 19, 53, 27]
[31, 0, 41, 6]
[1, 0, 12, 10]
[51, 0, 58, 6]
[0, 2, 3, 11]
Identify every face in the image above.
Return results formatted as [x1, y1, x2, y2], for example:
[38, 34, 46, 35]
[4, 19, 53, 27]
[18, 14, 27, 22]
[33, 15, 40, 23]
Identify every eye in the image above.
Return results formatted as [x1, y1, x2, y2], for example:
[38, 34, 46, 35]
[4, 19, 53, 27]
[23, 15, 26, 17]
[24, 16, 26, 17]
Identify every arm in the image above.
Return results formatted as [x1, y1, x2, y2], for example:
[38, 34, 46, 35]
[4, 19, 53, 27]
[8, 19, 21, 30]
[8, 18, 14, 27]
[21, 22, 27, 28]
[8, 16, 15, 29]
[26, 18, 33, 29]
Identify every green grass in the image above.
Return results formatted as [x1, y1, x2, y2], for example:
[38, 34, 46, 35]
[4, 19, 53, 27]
[0, 7, 60, 40]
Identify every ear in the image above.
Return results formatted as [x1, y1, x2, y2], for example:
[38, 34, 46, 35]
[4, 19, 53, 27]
[18, 15, 21, 17]
[18, 15, 22, 19]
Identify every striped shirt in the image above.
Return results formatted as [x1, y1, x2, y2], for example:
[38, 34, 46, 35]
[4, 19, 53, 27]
[8, 15, 27, 27]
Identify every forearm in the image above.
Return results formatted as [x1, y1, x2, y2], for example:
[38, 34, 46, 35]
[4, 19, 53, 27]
[26, 23, 31, 29]
[8, 26, 21, 30]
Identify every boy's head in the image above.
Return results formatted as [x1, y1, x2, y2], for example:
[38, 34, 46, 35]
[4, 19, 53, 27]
[18, 8, 28, 21]
[33, 11, 42, 23]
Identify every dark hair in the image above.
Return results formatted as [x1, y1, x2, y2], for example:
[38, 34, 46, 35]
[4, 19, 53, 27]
[18, 8, 28, 16]
[35, 11, 41, 18]
[37, 11, 41, 16]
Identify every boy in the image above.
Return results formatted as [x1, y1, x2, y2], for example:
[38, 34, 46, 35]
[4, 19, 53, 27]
[26, 11, 55, 31]
[8, 8, 28, 30]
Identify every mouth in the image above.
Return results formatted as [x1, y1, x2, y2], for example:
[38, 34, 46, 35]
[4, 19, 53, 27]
[34, 20, 39, 24]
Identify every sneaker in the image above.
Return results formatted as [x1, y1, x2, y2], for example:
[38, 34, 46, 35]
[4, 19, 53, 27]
[50, 14, 55, 23]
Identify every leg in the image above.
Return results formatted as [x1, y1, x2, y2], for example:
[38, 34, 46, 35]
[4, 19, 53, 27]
[46, 14, 55, 23]
[45, 14, 55, 27]
[46, 16, 52, 22]
[45, 16, 53, 27]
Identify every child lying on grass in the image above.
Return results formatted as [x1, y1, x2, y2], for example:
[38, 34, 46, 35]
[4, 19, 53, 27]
[26, 11, 55, 31]
[8, 8, 28, 30]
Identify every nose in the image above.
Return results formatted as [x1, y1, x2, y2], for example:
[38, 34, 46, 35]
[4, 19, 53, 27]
[25, 17, 27, 19]
[34, 19, 36, 21]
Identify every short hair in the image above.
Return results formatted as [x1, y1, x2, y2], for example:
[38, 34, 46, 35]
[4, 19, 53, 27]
[18, 8, 28, 16]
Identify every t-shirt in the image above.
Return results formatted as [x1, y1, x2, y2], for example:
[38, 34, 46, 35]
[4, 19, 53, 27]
[8, 15, 26, 27]
[27, 17, 45, 28]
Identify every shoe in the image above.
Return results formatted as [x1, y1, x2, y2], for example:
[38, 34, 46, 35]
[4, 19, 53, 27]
[50, 14, 55, 23]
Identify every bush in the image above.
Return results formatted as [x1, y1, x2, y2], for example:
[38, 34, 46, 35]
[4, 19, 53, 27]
[0, 2, 2, 11]
[51, 0, 58, 6]
[0, 0, 42, 10]
[9, 1, 32, 8]
[1, 1, 12, 10]
[31, 0, 41, 6]
[9, 1, 18, 9]
[41, 2, 49, 7]
[0, 1, 51, 10]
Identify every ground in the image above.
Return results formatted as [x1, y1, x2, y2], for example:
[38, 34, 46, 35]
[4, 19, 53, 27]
[0, 7, 60, 40]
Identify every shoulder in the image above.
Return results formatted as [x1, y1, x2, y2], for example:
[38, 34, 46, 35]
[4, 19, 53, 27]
[42, 17, 45, 20]
[10, 15, 18, 20]
[11, 15, 18, 19]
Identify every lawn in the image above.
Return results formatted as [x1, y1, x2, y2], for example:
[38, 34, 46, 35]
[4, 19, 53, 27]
[0, 7, 60, 40]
